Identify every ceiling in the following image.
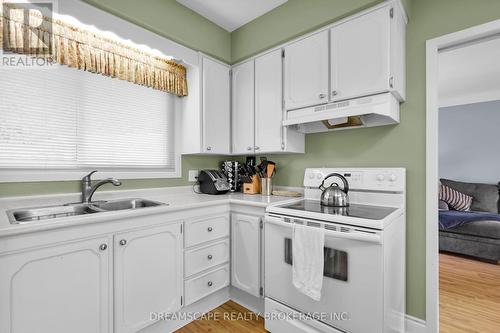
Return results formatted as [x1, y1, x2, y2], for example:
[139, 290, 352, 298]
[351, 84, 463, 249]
[439, 35, 500, 108]
[176, 0, 288, 32]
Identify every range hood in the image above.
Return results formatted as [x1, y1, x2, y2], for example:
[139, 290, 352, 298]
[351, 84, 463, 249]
[283, 93, 400, 133]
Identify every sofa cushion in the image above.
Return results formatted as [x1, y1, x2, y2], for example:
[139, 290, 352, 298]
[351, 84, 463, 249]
[441, 220, 500, 240]
[440, 179, 499, 213]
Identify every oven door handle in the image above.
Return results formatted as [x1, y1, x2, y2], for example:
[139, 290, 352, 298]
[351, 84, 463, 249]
[265, 215, 382, 244]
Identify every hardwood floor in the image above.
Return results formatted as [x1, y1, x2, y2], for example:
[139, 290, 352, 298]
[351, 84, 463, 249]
[440, 253, 500, 333]
[175, 300, 267, 333]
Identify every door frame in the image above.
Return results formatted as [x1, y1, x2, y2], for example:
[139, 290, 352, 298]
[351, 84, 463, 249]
[426, 19, 500, 333]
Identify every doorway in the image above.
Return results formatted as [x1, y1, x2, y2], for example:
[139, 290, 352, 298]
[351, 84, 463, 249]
[426, 21, 500, 333]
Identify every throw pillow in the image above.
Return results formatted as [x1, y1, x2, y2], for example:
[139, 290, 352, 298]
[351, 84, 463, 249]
[439, 200, 449, 210]
[439, 184, 473, 211]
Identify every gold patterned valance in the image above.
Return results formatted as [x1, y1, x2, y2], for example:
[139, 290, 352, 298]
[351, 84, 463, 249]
[0, 3, 188, 96]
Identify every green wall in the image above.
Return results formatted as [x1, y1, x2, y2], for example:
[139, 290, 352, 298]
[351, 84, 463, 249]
[82, 0, 231, 62]
[235, 0, 500, 320]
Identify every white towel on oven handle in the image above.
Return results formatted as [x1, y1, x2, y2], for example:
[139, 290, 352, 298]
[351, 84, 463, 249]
[292, 222, 325, 301]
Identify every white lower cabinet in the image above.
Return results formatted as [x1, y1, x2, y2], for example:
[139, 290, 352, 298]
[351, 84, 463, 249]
[0, 208, 268, 333]
[231, 213, 262, 297]
[0, 236, 112, 333]
[183, 214, 230, 306]
[114, 223, 183, 333]
[184, 264, 230, 306]
[184, 214, 230, 248]
[184, 238, 230, 277]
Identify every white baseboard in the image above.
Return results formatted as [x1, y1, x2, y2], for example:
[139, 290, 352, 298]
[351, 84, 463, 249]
[405, 315, 427, 333]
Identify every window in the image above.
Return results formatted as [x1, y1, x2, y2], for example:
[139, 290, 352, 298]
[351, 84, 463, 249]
[0, 64, 179, 182]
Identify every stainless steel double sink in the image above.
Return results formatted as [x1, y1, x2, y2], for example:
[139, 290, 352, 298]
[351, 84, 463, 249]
[7, 198, 166, 224]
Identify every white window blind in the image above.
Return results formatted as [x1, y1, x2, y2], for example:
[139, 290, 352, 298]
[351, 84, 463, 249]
[0, 64, 176, 171]
[0, 67, 79, 169]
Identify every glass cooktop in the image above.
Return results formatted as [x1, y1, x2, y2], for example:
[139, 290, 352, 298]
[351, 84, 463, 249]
[279, 200, 398, 220]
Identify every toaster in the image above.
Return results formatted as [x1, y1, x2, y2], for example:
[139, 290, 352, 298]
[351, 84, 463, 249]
[198, 170, 230, 195]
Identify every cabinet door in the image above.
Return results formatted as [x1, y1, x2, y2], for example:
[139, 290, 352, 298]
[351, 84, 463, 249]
[0, 237, 111, 333]
[202, 57, 231, 154]
[231, 213, 261, 297]
[284, 30, 329, 110]
[231, 60, 255, 155]
[114, 223, 183, 333]
[255, 49, 283, 153]
[331, 6, 390, 101]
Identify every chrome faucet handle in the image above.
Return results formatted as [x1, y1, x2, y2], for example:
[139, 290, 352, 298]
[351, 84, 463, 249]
[82, 170, 98, 182]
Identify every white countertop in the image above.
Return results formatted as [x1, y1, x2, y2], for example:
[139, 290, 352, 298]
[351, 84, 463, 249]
[0, 186, 302, 237]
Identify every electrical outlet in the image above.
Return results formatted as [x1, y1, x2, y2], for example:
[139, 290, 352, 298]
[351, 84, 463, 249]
[188, 170, 199, 182]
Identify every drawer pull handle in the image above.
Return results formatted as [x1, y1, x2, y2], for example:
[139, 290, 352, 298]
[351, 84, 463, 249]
[207, 227, 213, 232]
[207, 254, 213, 260]
[207, 281, 213, 287]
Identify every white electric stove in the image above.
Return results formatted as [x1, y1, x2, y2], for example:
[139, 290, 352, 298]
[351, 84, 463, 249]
[264, 168, 406, 333]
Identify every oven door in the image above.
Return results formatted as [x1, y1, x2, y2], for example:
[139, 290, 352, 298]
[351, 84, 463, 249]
[265, 214, 384, 333]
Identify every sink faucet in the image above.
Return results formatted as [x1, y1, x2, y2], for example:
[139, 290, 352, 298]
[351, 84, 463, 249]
[82, 170, 122, 203]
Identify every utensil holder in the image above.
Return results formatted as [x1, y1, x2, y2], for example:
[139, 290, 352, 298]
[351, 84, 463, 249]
[243, 175, 261, 194]
[261, 178, 273, 196]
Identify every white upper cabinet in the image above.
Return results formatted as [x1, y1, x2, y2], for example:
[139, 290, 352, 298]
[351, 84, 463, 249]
[331, 6, 389, 101]
[202, 56, 231, 154]
[255, 49, 284, 153]
[182, 3, 405, 155]
[231, 50, 305, 155]
[231, 60, 255, 155]
[284, 30, 329, 110]
[114, 223, 183, 333]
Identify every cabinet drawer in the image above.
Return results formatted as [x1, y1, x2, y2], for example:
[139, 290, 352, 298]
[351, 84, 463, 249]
[184, 264, 230, 306]
[185, 239, 230, 277]
[184, 215, 229, 248]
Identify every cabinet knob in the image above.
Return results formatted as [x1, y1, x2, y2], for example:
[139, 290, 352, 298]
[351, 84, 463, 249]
[99, 243, 107, 251]
[247, 146, 253, 151]
[119, 239, 127, 246]
[331, 90, 338, 96]
[207, 254, 213, 260]
[254, 146, 260, 150]
[207, 227, 213, 232]
[319, 93, 326, 99]
[206, 146, 212, 151]
[207, 281, 213, 287]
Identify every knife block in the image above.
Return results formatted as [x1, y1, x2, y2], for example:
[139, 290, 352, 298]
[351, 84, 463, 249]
[243, 175, 260, 194]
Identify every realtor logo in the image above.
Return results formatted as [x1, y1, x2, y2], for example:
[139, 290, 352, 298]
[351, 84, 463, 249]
[1, 0, 57, 68]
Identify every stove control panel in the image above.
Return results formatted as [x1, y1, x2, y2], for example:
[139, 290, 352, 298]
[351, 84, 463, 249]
[304, 168, 405, 192]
